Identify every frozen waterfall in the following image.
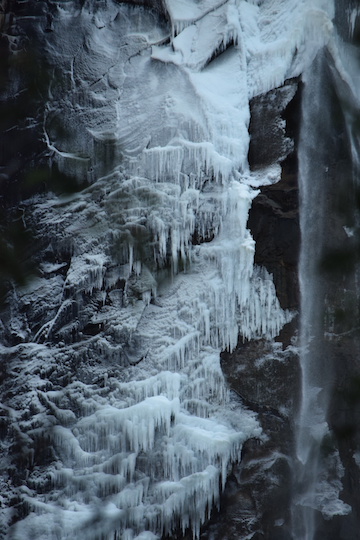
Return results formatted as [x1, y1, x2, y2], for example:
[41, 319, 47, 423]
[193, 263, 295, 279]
[0, 1, 349, 539]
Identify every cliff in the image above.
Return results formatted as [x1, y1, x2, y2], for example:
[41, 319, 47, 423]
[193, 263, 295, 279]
[1, 2, 357, 539]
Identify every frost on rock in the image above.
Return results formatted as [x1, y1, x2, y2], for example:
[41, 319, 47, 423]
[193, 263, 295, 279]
[1, 1, 336, 539]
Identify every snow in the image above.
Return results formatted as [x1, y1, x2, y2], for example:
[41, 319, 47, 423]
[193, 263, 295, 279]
[65, 254, 108, 294]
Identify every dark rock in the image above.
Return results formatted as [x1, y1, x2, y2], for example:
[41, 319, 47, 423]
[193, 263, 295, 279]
[248, 81, 302, 313]
[221, 339, 300, 416]
[248, 81, 299, 169]
[194, 339, 300, 539]
[248, 174, 300, 311]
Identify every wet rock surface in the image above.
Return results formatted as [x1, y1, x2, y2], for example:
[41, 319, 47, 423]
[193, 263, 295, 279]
[215, 340, 300, 540]
[248, 80, 301, 313]
[248, 173, 299, 311]
[311, 82, 360, 539]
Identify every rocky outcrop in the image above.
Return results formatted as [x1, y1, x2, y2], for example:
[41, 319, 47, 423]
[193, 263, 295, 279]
[248, 80, 301, 313]
[217, 340, 300, 539]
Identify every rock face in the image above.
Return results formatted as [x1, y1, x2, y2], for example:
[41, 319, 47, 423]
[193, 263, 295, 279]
[2, 2, 359, 540]
[217, 341, 300, 540]
[248, 81, 301, 313]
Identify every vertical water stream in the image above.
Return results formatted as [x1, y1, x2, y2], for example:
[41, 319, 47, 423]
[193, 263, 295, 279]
[293, 48, 331, 540]
[293, 4, 360, 537]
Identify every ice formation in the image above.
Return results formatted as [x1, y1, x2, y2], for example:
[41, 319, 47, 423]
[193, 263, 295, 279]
[4, 0, 336, 539]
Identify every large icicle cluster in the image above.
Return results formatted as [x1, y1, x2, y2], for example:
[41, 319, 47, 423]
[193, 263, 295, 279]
[4, 0, 335, 539]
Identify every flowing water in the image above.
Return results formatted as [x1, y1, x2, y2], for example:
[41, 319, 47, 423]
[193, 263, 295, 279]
[293, 3, 360, 537]
[293, 49, 330, 540]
